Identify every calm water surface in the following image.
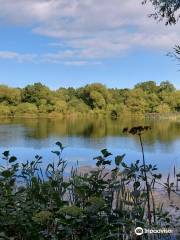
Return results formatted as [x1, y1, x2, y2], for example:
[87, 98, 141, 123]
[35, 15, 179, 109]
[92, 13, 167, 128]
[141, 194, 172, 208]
[0, 117, 179, 175]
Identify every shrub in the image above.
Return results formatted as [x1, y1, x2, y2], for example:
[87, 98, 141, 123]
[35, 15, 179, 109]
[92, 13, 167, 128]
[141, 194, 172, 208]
[15, 103, 38, 115]
[155, 103, 171, 113]
[0, 104, 11, 116]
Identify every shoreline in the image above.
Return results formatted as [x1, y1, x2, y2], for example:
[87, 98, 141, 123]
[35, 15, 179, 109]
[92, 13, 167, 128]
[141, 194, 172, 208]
[0, 112, 180, 120]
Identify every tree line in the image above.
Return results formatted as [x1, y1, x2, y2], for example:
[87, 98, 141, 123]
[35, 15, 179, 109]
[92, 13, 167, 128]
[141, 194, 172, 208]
[0, 80, 179, 118]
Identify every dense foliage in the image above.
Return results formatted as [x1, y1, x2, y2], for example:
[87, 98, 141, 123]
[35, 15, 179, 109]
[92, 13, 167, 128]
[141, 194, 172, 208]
[0, 81, 179, 118]
[143, 0, 180, 25]
[143, 0, 180, 63]
[0, 127, 179, 239]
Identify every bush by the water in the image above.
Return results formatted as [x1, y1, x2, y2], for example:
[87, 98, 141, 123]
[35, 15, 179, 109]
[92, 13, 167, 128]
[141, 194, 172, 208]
[0, 127, 179, 240]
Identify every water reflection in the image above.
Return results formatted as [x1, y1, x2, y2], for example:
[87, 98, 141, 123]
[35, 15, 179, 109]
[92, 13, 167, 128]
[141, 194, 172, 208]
[0, 117, 179, 142]
[0, 117, 179, 174]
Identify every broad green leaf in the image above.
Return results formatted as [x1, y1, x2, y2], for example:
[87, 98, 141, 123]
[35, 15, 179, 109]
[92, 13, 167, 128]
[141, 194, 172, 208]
[9, 156, 17, 163]
[115, 154, 125, 166]
[1, 170, 11, 178]
[56, 141, 64, 150]
[2, 151, 9, 158]
[101, 149, 112, 158]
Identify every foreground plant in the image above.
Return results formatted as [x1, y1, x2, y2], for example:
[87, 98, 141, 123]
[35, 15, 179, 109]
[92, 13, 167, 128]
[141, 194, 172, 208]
[0, 128, 179, 240]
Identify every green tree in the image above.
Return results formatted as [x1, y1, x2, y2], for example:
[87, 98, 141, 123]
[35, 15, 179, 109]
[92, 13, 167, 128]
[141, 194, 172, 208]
[125, 89, 149, 113]
[55, 87, 77, 102]
[81, 83, 110, 109]
[15, 103, 38, 115]
[90, 91, 106, 109]
[145, 93, 160, 112]
[106, 103, 125, 118]
[155, 103, 171, 113]
[174, 90, 180, 111]
[109, 88, 129, 105]
[158, 92, 176, 111]
[158, 81, 176, 93]
[68, 97, 90, 113]
[143, 0, 180, 61]
[135, 81, 157, 94]
[53, 100, 68, 114]
[22, 83, 52, 106]
[0, 104, 11, 116]
[0, 85, 21, 105]
[38, 104, 48, 114]
[143, 0, 180, 25]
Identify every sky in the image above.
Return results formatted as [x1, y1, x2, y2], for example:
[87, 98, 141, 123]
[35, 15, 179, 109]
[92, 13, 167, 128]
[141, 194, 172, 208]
[0, 0, 180, 89]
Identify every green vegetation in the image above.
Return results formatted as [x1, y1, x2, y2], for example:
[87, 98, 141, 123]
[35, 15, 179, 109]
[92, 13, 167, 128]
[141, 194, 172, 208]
[143, 0, 180, 25]
[143, 0, 180, 63]
[0, 81, 179, 118]
[0, 126, 179, 239]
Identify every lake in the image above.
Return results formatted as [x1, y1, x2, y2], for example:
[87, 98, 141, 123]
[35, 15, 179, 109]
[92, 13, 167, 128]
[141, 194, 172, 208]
[0, 117, 179, 176]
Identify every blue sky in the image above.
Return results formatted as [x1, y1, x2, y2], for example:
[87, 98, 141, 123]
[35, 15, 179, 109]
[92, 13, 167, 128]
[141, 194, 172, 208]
[0, 0, 179, 89]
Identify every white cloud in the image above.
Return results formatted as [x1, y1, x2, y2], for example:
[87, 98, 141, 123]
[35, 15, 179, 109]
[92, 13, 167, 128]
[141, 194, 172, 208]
[0, 51, 37, 63]
[0, 0, 179, 64]
[64, 60, 101, 66]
